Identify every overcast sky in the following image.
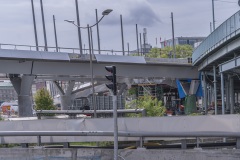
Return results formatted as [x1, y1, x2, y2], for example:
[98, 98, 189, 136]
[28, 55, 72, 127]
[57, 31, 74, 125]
[0, 0, 239, 52]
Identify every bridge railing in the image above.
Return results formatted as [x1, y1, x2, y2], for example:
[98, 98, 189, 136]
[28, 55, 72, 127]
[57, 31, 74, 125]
[35, 109, 146, 119]
[193, 10, 240, 65]
[0, 43, 136, 56]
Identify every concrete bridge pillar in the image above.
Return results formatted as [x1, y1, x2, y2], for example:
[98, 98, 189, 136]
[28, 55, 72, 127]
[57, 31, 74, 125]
[10, 74, 34, 117]
[221, 73, 225, 114]
[213, 66, 217, 115]
[53, 80, 75, 110]
[226, 76, 230, 112]
[202, 72, 208, 115]
[230, 75, 234, 114]
[117, 83, 127, 96]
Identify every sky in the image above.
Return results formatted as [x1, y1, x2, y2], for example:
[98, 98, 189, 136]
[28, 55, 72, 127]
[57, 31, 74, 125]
[0, 0, 239, 53]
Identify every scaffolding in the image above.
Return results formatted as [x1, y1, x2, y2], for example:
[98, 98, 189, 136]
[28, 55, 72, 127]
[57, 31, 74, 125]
[137, 84, 157, 98]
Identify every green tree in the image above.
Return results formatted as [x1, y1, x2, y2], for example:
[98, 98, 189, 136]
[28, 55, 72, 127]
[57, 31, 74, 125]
[126, 95, 166, 117]
[146, 45, 193, 58]
[34, 88, 55, 110]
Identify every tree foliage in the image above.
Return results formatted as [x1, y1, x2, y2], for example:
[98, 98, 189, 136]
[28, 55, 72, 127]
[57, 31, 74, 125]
[126, 95, 166, 117]
[34, 88, 55, 110]
[146, 45, 193, 58]
[128, 87, 137, 96]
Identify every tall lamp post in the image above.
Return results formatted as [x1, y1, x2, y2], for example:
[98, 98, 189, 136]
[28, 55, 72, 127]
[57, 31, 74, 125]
[212, 0, 216, 30]
[65, 9, 113, 118]
[212, 0, 239, 31]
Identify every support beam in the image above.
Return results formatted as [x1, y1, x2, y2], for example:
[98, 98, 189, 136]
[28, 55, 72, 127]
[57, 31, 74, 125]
[10, 74, 34, 117]
[117, 83, 127, 96]
[53, 81, 75, 110]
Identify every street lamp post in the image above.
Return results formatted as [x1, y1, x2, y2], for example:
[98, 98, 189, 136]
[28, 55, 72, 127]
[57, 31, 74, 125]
[65, 9, 113, 118]
[212, 0, 216, 30]
[212, 0, 238, 31]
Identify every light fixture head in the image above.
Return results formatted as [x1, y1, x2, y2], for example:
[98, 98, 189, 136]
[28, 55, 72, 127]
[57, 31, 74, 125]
[102, 9, 113, 16]
[64, 20, 75, 24]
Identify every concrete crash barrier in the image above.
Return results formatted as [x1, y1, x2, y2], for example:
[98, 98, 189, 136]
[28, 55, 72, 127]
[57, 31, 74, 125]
[0, 148, 240, 160]
[1, 115, 240, 144]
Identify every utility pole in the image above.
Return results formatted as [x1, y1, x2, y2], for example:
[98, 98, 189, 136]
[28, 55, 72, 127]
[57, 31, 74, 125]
[96, 9, 101, 54]
[53, 15, 58, 52]
[139, 33, 143, 56]
[31, 0, 39, 51]
[210, 22, 212, 33]
[171, 12, 176, 58]
[120, 15, 125, 56]
[136, 24, 140, 56]
[40, 0, 48, 51]
[212, 0, 216, 30]
[87, 25, 96, 118]
[75, 0, 83, 55]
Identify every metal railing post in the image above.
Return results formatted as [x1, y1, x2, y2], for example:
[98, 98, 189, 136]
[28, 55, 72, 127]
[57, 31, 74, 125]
[37, 136, 41, 146]
[181, 139, 187, 149]
[237, 138, 240, 149]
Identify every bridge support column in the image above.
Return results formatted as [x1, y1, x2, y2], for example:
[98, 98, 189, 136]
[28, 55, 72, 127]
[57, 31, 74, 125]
[202, 72, 208, 115]
[10, 74, 34, 117]
[221, 73, 225, 114]
[230, 76, 234, 114]
[226, 76, 230, 112]
[60, 95, 72, 110]
[207, 84, 212, 108]
[117, 83, 127, 96]
[213, 66, 217, 115]
[53, 80, 75, 110]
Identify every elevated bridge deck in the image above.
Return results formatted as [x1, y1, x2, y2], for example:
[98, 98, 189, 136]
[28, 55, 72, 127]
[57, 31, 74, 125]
[0, 48, 197, 79]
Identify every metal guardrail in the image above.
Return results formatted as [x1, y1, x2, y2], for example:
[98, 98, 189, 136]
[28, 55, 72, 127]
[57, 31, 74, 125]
[35, 109, 146, 119]
[0, 43, 132, 56]
[193, 10, 240, 65]
[0, 131, 239, 137]
[0, 130, 240, 149]
[0, 115, 240, 147]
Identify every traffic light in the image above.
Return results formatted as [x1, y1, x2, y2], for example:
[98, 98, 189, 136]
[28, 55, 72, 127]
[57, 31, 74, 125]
[105, 66, 117, 95]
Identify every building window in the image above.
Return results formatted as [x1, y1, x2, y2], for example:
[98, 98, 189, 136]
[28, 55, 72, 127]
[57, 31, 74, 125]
[179, 39, 187, 45]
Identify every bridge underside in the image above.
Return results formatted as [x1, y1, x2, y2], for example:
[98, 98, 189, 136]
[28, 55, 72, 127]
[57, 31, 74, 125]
[0, 59, 198, 79]
[194, 32, 240, 115]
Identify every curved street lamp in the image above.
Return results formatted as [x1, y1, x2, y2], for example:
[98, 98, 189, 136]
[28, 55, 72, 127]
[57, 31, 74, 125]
[65, 9, 113, 119]
[65, 9, 112, 29]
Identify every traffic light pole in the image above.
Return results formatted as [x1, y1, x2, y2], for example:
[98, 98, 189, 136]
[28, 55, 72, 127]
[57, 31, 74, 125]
[105, 65, 118, 159]
[113, 95, 118, 160]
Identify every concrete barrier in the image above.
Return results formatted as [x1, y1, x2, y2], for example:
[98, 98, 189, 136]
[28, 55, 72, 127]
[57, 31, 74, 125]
[0, 148, 239, 160]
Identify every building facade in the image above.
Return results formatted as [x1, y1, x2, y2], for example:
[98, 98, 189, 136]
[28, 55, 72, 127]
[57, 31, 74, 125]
[0, 80, 18, 102]
[161, 37, 206, 48]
